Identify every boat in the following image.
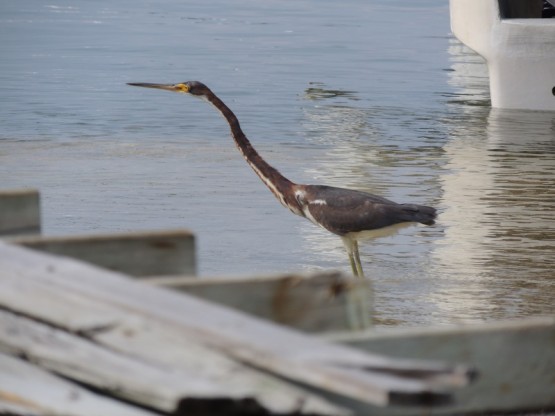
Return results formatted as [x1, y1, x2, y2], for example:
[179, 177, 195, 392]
[450, 0, 555, 111]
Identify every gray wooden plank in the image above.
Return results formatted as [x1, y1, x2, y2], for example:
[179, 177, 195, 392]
[11, 229, 195, 277]
[92, 317, 351, 415]
[0, 261, 123, 333]
[329, 317, 555, 415]
[0, 352, 157, 416]
[0, 310, 227, 413]
[0, 264, 349, 416]
[0, 189, 41, 236]
[0, 241, 474, 409]
[0, 308, 348, 416]
[144, 272, 372, 332]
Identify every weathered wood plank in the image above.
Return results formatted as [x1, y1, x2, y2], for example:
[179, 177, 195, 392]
[144, 272, 372, 332]
[0, 352, 157, 416]
[0, 310, 345, 415]
[11, 229, 195, 277]
[0, 241, 474, 410]
[0, 310, 220, 413]
[91, 317, 350, 416]
[329, 317, 555, 415]
[0, 189, 41, 236]
[0, 306, 347, 415]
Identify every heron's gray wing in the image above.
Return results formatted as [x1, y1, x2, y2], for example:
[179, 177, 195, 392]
[302, 185, 435, 235]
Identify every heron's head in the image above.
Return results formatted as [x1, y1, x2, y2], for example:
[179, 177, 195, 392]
[127, 81, 210, 97]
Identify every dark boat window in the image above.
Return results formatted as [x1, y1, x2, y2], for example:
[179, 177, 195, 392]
[498, 0, 543, 18]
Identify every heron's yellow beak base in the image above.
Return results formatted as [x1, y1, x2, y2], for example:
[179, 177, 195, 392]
[127, 82, 189, 93]
[174, 83, 189, 93]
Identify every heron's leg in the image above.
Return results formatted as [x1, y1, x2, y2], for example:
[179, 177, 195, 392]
[352, 240, 365, 278]
[348, 251, 359, 277]
[342, 237, 359, 277]
[340, 237, 372, 328]
[354, 240, 372, 327]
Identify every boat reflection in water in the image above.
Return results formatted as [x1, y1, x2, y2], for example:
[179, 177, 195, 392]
[433, 38, 555, 323]
[436, 107, 555, 322]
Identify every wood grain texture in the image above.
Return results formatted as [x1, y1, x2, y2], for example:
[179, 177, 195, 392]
[0, 241, 473, 410]
[0, 352, 157, 416]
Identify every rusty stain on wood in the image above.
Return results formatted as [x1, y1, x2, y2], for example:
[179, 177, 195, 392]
[0, 390, 43, 412]
[147, 272, 372, 332]
[149, 240, 177, 249]
[272, 275, 308, 324]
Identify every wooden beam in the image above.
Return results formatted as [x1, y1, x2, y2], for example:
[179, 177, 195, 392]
[144, 272, 372, 332]
[0, 241, 474, 410]
[0, 189, 41, 236]
[0, 352, 157, 416]
[11, 229, 196, 277]
[330, 316, 555, 415]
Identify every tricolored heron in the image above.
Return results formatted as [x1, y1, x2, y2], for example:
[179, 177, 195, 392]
[128, 81, 436, 277]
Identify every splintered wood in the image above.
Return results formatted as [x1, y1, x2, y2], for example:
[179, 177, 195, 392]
[0, 241, 473, 415]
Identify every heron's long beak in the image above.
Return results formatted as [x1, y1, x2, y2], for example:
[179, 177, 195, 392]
[127, 82, 188, 93]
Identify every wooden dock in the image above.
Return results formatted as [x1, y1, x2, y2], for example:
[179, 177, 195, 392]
[1, 189, 554, 415]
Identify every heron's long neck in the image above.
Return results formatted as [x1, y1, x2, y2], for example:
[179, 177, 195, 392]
[205, 90, 301, 214]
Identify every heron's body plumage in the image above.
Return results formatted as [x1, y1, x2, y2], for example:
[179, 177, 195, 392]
[293, 184, 435, 236]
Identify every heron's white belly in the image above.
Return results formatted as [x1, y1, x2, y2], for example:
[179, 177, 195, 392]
[344, 222, 415, 241]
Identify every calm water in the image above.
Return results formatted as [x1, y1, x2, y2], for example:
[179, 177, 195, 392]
[1, 0, 554, 326]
